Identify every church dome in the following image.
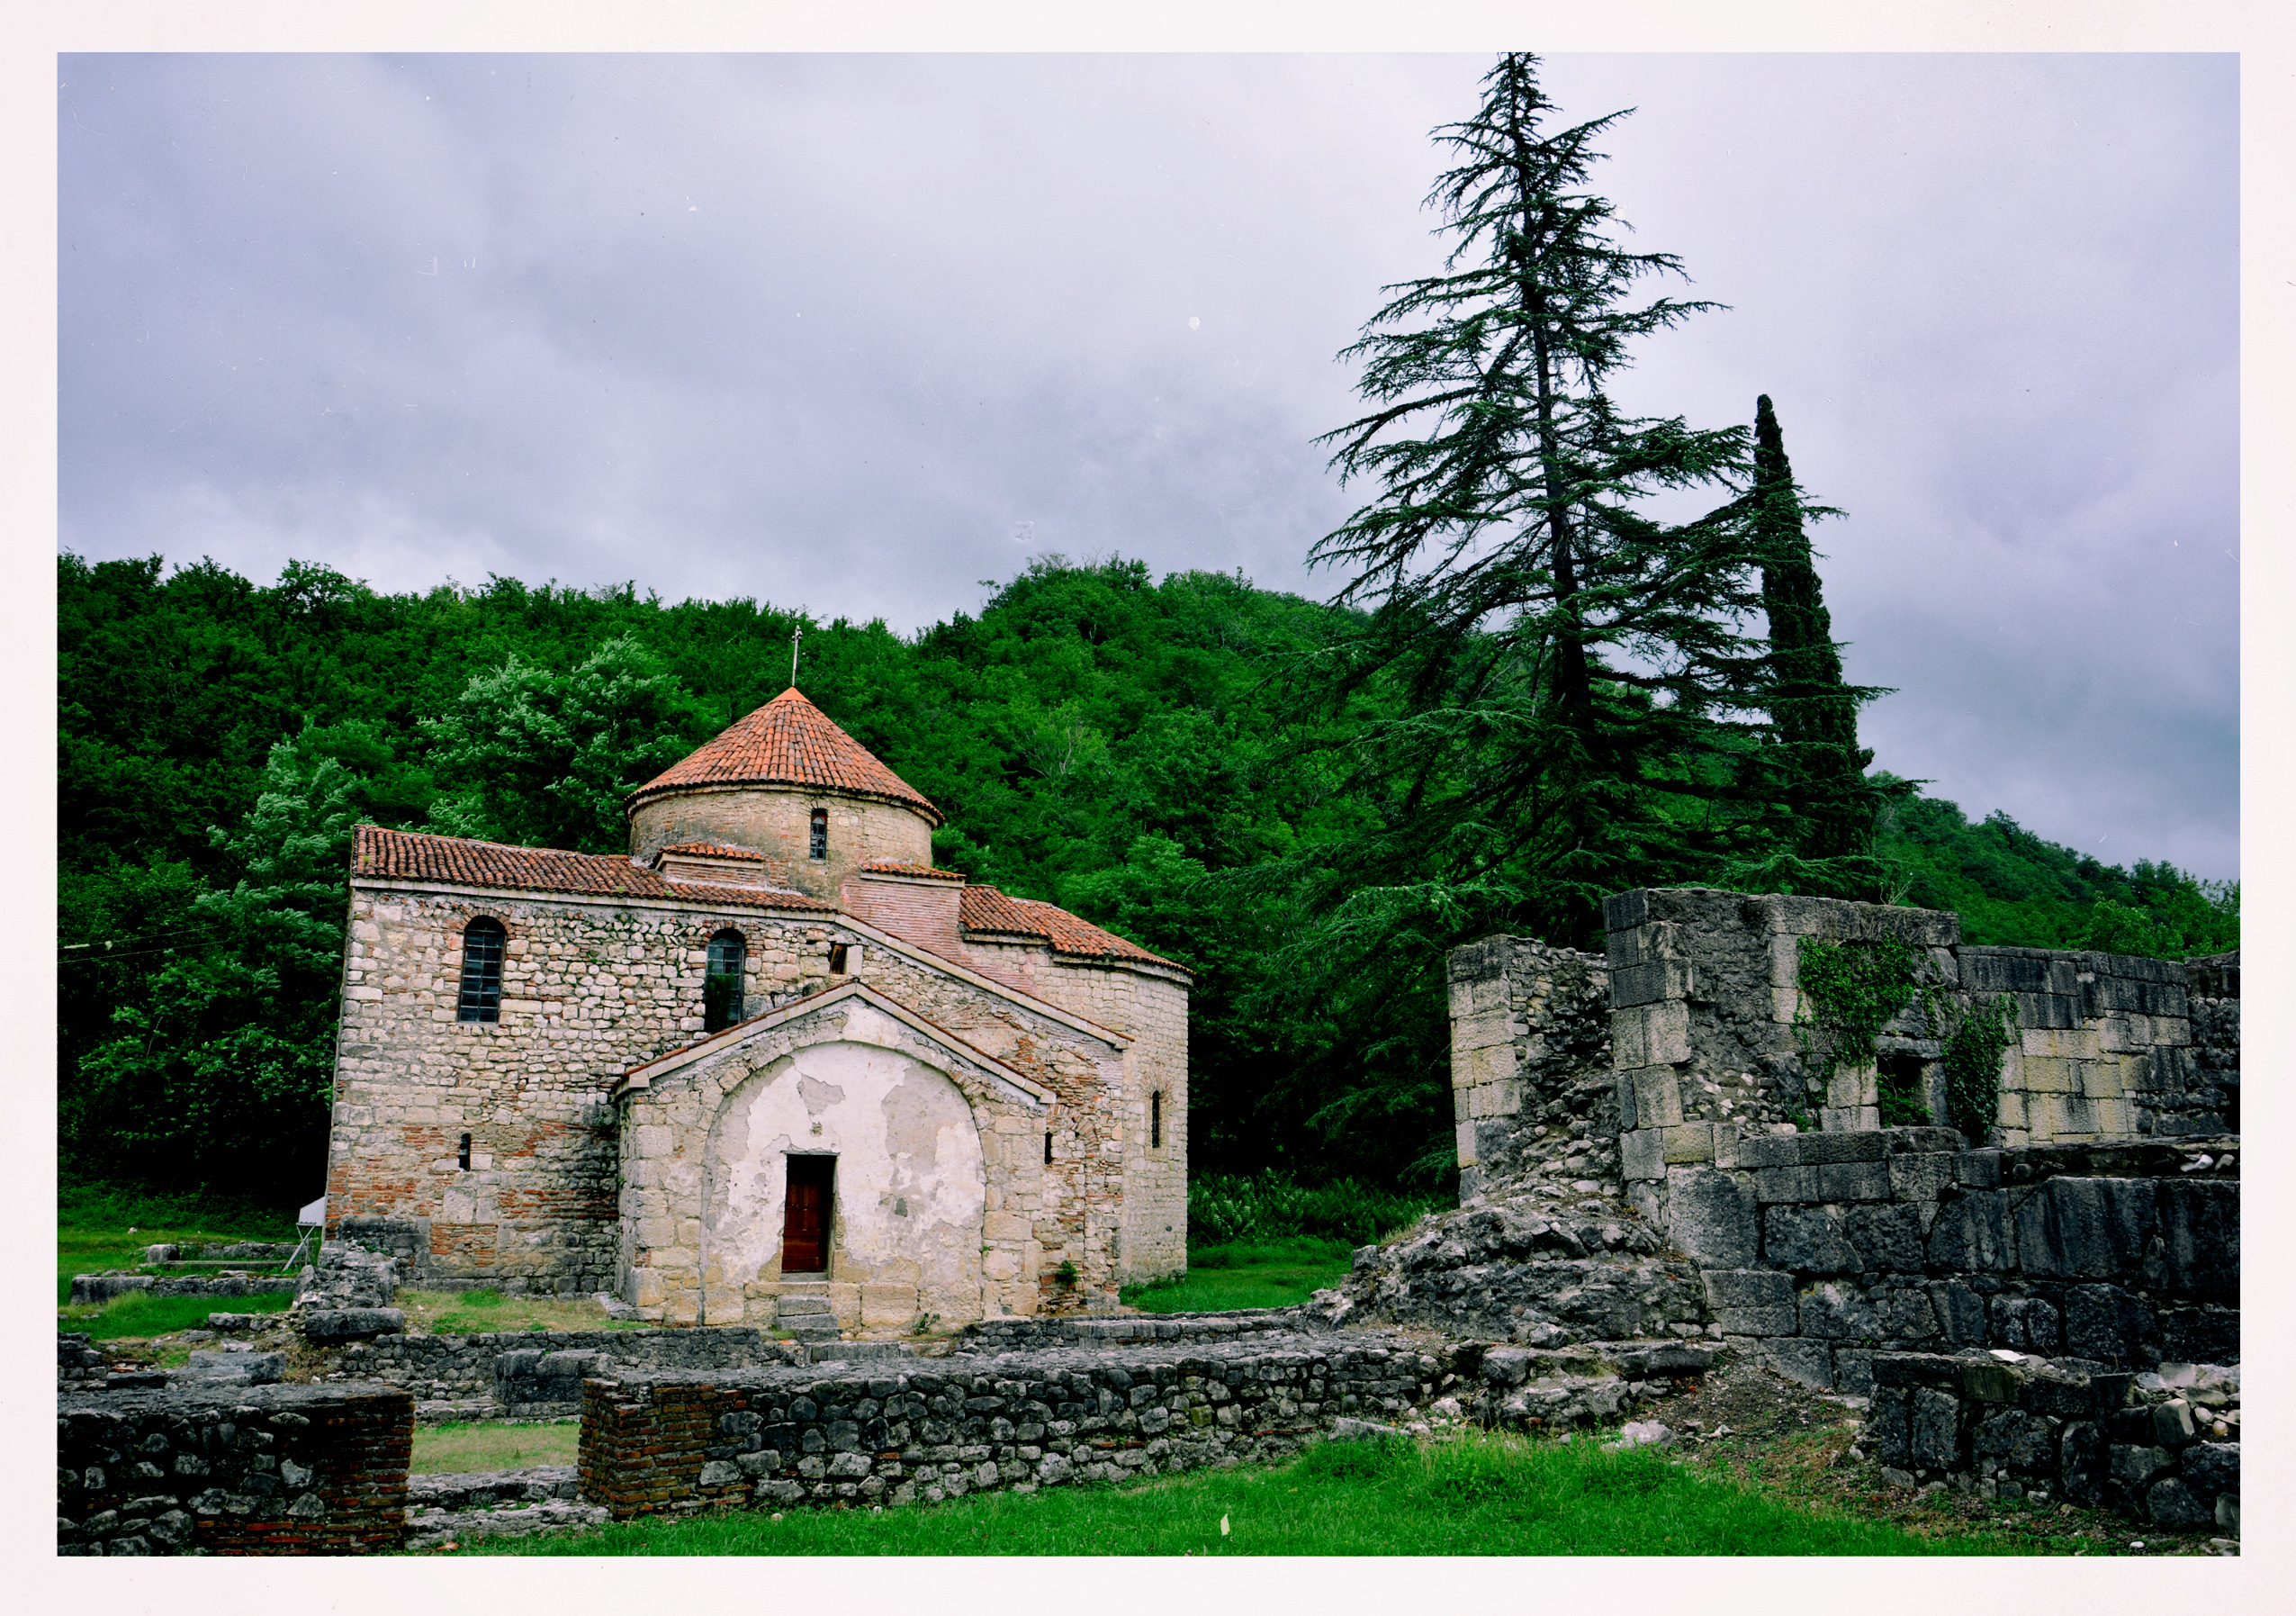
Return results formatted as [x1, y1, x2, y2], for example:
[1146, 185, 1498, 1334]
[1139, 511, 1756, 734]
[626, 688, 942, 825]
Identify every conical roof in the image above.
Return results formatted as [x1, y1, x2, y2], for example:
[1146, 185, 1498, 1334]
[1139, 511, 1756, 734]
[626, 688, 942, 824]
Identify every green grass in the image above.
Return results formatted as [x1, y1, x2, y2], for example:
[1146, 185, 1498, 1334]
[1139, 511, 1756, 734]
[401, 1288, 651, 1335]
[413, 1422, 582, 1474]
[59, 1177, 303, 1302]
[59, 1289, 295, 1341]
[457, 1427, 2032, 1557]
[1121, 1238, 1355, 1314]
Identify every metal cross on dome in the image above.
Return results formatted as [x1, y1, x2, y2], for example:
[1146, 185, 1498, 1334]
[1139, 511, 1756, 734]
[790, 621, 801, 690]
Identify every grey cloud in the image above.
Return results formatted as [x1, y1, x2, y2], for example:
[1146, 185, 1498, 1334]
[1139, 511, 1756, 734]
[59, 52, 2236, 877]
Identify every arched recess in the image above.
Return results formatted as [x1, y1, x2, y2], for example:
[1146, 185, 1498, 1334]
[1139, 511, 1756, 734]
[702, 1041, 986, 1322]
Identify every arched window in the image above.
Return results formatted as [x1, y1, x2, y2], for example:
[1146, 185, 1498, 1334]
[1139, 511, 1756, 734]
[705, 929, 747, 1032]
[809, 807, 828, 861]
[455, 918, 507, 1023]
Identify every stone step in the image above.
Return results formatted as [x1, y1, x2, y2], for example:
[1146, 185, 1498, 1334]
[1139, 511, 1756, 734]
[776, 1296, 835, 1316]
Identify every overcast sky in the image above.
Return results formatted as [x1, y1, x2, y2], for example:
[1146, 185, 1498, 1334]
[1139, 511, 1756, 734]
[56, 52, 2238, 879]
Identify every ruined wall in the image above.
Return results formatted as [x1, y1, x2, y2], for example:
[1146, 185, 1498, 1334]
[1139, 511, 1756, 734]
[1689, 1133, 2237, 1392]
[58, 1382, 414, 1556]
[1443, 891, 2241, 1392]
[578, 1339, 1449, 1517]
[1860, 1351, 2239, 1532]
[627, 785, 936, 901]
[1445, 935, 1614, 1198]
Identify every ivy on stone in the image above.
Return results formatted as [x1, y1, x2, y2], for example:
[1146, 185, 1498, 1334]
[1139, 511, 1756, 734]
[1791, 935, 1926, 1091]
[1937, 993, 2016, 1146]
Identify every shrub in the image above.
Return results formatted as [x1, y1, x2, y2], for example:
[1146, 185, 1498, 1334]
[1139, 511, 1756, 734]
[1187, 1173, 1442, 1249]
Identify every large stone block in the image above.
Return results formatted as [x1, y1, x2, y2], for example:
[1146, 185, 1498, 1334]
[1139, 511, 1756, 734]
[2012, 1177, 2156, 1279]
[1736, 1133, 1804, 1170]
[1753, 1165, 1823, 1204]
[1910, 1387, 1961, 1470]
[2156, 1178, 2238, 1304]
[1762, 1205, 1861, 1274]
[1927, 1190, 2015, 1271]
[1797, 1131, 1885, 1165]
[1816, 1161, 1891, 1202]
[1661, 1124, 1715, 1165]
[2065, 1284, 2154, 1363]
[1702, 1269, 1796, 1335]
[1620, 1128, 1667, 1181]
[1842, 1203, 1926, 1272]
[1886, 1151, 1958, 1204]
[1929, 1280, 1987, 1345]
[1764, 1336, 1836, 1389]
[1664, 1168, 1756, 1268]
[1865, 1386, 1911, 1465]
[1611, 1001, 1690, 1070]
[1798, 1281, 1882, 1341]
[1628, 1068, 1685, 1129]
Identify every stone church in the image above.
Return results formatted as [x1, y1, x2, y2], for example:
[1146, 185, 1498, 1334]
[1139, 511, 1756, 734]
[323, 689, 1190, 1329]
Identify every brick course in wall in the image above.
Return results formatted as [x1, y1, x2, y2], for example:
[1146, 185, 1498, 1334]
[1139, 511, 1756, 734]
[58, 1381, 413, 1556]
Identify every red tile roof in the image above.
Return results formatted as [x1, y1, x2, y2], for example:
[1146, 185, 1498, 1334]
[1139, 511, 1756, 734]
[627, 688, 942, 824]
[959, 885, 1181, 970]
[858, 861, 968, 881]
[659, 842, 765, 861]
[352, 824, 837, 912]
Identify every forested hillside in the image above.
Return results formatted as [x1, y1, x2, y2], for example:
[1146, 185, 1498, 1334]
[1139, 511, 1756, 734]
[57, 550, 2235, 1206]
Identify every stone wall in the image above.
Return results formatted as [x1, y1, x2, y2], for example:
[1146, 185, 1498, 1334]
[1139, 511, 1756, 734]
[338, 1324, 797, 1409]
[69, 1273, 296, 1305]
[58, 1381, 413, 1556]
[1445, 935, 1614, 1199]
[577, 1336, 1450, 1518]
[1860, 1350, 2239, 1532]
[1690, 1134, 2236, 1391]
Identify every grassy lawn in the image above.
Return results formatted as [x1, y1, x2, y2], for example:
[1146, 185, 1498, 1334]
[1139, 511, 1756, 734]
[1121, 1238, 1355, 1314]
[59, 1289, 296, 1341]
[401, 1288, 654, 1335]
[456, 1427, 2032, 1557]
[413, 1421, 582, 1474]
[59, 1180, 302, 1303]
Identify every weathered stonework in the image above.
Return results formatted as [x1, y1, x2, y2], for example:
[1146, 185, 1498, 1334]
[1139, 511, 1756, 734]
[1434, 890, 2242, 1391]
[323, 691, 1189, 1321]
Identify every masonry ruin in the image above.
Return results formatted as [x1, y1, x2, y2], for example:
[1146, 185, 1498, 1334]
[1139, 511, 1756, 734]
[1436, 888, 2239, 1390]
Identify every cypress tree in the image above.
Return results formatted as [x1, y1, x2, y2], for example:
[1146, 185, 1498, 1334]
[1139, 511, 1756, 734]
[1751, 393, 1882, 861]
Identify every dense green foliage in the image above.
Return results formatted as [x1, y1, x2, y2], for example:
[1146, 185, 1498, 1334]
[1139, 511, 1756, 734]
[1791, 937, 1928, 1096]
[1939, 996, 2019, 1146]
[57, 548, 2235, 1208]
[1185, 1173, 1443, 1249]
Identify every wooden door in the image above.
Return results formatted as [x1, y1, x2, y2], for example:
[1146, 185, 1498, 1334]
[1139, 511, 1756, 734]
[781, 1155, 834, 1273]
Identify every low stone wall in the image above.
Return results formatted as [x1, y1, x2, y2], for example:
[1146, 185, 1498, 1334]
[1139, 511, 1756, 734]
[59, 1332, 108, 1391]
[58, 1381, 413, 1555]
[955, 1309, 1313, 1354]
[339, 1325, 802, 1412]
[1861, 1350, 2238, 1533]
[68, 1273, 296, 1305]
[1692, 1133, 2237, 1391]
[577, 1335, 1450, 1518]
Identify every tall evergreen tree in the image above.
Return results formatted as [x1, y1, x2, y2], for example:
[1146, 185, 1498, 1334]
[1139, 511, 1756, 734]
[1750, 393, 1886, 862]
[1297, 53, 1769, 943]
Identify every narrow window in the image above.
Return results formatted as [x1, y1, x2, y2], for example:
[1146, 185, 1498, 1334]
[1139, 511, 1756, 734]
[829, 942, 850, 974]
[808, 807, 828, 860]
[1150, 1091, 1162, 1149]
[455, 917, 507, 1023]
[458, 1133, 473, 1171]
[705, 929, 747, 1032]
[1045, 1130, 1054, 1165]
